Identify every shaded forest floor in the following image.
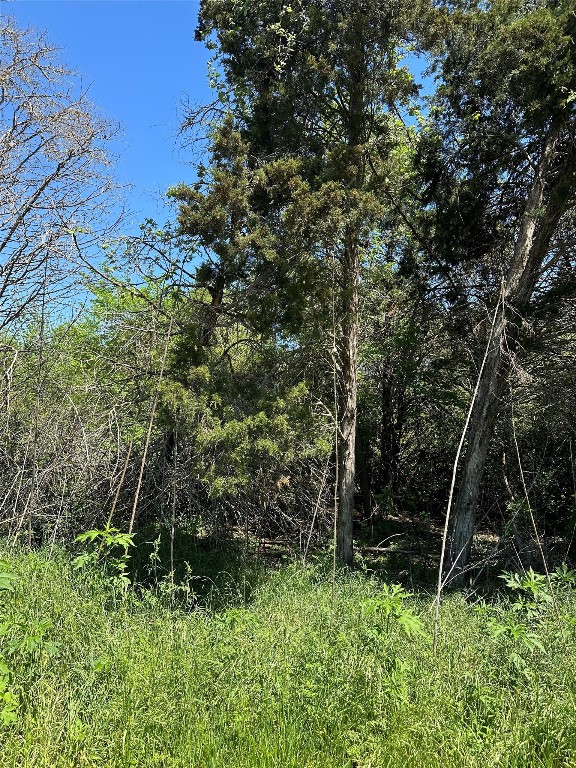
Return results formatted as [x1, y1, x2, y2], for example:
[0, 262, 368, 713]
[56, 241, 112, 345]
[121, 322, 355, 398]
[1, 543, 576, 767]
[124, 513, 575, 601]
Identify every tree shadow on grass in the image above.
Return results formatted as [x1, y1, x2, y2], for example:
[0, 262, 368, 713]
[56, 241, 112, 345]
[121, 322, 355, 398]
[353, 513, 441, 590]
[126, 513, 573, 609]
[128, 515, 443, 609]
[129, 524, 268, 611]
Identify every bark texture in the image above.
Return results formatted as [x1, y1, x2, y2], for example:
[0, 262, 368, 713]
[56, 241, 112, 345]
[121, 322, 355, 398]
[334, 28, 366, 567]
[336, 235, 359, 567]
[446, 125, 575, 583]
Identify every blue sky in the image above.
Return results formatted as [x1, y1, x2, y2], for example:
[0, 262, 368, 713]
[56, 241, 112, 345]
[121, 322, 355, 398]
[0, 0, 213, 228]
[0, 2, 432, 234]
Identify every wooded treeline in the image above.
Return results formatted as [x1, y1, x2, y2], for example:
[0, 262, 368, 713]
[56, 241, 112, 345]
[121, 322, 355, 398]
[1, 1, 576, 583]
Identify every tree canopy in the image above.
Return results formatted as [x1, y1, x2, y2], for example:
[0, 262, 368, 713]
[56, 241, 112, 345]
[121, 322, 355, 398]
[1, 3, 576, 583]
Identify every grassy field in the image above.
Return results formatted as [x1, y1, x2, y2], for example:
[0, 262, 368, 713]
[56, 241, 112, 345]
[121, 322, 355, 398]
[1, 544, 576, 767]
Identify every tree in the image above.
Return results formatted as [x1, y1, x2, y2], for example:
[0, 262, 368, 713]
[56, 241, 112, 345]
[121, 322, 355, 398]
[422, 0, 576, 581]
[186, 0, 421, 565]
[0, 18, 117, 330]
[0, 18, 119, 545]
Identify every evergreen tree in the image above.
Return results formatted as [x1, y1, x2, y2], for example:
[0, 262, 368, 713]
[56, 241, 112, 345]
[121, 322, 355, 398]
[183, 0, 423, 564]
[422, 0, 576, 580]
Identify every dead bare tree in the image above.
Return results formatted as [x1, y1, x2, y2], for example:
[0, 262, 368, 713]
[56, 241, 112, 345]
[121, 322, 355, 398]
[0, 18, 122, 544]
[0, 18, 118, 329]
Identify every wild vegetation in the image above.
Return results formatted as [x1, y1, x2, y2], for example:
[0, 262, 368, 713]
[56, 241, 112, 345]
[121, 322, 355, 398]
[2, 0, 576, 763]
[2, 546, 576, 767]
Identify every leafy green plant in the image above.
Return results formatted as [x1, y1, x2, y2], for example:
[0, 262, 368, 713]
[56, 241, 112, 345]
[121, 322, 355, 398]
[3, 549, 576, 765]
[0, 562, 56, 728]
[0, 560, 17, 594]
[1, 617, 59, 664]
[362, 583, 428, 639]
[485, 616, 545, 653]
[0, 660, 19, 726]
[215, 607, 261, 632]
[154, 568, 199, 609]
[73, 526, 134, 590]
[500, 568, 554, 619]
[381, 658, 410, 705]
[551, 563, 576, 589]
[500, 568, 549, 600]
[0, 560, 20, 727]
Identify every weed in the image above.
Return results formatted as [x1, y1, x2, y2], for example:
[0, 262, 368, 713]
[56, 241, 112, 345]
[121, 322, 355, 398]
[362, 583, 429, 639]
[0, 549, 576, 767]
[72, 526, 134, 590]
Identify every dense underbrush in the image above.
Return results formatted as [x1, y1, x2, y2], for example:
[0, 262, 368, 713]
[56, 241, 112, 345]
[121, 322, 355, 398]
[1, 546, 576, 767]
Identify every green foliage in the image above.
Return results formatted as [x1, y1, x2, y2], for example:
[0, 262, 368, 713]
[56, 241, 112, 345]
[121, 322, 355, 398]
[552, 563, 576, 588]
[485, 616, 545, 653]
[0, 558, 58, 731]
[3, 0, 576, 628]
[73, 527, 134, 590]
[0, 560, 20, 728]
[0, 617, 59, 668]
[500, 567, 551, 602]
[74, 527, 134, 550]
[0, 670, 19, 727]
[423, 0, 576, 273]
[496, 565, 576, 622]
[189, 0, 423, 334]
[1, 548, 576, 766]
[0, 561, 17, 594]
[362, 583, 429, 640]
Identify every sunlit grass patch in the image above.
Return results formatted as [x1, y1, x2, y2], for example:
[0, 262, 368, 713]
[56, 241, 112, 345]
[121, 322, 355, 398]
[0, 547, 576, 767]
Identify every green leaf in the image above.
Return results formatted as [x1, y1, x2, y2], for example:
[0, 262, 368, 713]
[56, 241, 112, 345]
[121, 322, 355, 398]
[396, 611, 429, 640]
[0, 562, 17, 592]
[72, 553, 96, 570]
[75, 530, 102, 543]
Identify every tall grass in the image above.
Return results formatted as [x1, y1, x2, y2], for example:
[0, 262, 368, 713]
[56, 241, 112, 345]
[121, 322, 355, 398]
[1, 546, 576, 767]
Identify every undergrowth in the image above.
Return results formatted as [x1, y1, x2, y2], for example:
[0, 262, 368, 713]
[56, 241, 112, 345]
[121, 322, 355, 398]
[1, 545, 576, 767]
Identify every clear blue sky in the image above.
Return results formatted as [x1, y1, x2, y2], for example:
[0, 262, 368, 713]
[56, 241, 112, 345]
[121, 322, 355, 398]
[0, 0, 213, 228]
[0, 2, 431, 232]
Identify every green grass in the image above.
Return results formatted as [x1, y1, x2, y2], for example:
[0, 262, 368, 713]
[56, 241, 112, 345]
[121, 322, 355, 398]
[1, 546, 576, 767]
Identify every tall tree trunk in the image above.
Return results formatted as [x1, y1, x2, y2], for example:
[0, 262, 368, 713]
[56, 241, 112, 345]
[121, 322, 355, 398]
[334, 26, 366, 567]
[356, 422, 372, 522]
[445, 124, 574, 583]
[379, 371, 396, 493]
[336, 234, 359, 567]
[447, 317, 507, 579]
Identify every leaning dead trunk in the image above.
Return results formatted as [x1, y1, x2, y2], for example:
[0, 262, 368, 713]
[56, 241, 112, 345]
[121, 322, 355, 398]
[446, 314, 507, 580]
[445, 124, 574, 583]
